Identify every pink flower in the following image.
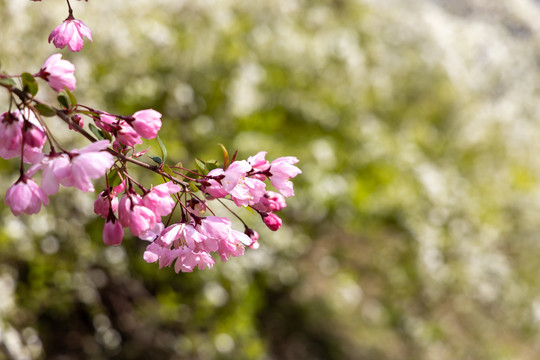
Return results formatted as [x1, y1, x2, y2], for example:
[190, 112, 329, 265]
[269, 157, 301, 197]
[221, 161, 266, 206]
[95, 113, 116, 133]
[252, 191, 287, 212]
[160, 222, 206, 249]
[263, 213, 282, 231]
[48, 17, 92, 52]
[116, 120, 142, 147]
[245, 229, 260, 249]
[142, 182, 181, 216]
[131, 109, 162, 139]
[217, 230, 249, 261]
[203, 168, 228, 199]
[29, 140, 114, 194]
[39, 54, 76, 92]
[248, 151, 270, 172]
[174, 248, 215, 273]
[94, 190, 119, 219]
[138, 222, 165, 241]
[61, 141, 114, 192]
[118, 193, 159, 237]
[5, 177, 49, 216]
[103, 217, 124, 246]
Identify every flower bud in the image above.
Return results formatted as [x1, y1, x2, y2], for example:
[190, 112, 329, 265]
[263, 213, 282, 231]
[103, 218, 124, 246]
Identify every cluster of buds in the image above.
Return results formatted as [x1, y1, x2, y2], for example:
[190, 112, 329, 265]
[0, 0, 301, 273]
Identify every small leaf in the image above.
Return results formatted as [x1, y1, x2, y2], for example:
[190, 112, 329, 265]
[89, 123, 105, 140]
[22, 72, 38, 96]
[195, 158, 208, 175]
[150, 156, 162, 164]
[0, 77, 16, 87]
[157, 135, 167, 164]
[107, 170, 123, 188]
[163, 165, 174, 177]
[65, 88, 77, 107]
[57, 94, 69, 109]
[189, 182, 199, 193]
[205, 161, 219, 172]
[218, 143, 230, 169]
[34, 104, 56, 117]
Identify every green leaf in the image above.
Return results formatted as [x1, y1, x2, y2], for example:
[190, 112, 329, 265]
[22, 72, 38, 96]
[205, 161, 219, 171]
[0, 77, 16, 87]
[157, 136, 167, 163]
[34, 104, 56, 117]
[107, 170, 123, 188]
[218, 143, 230, 169]
[150, 156, 162, 164]
[189, 182, 199, 193]
[65, 89, 77, 107]
[194, 158, 208, 175]
[57, 95, 69, 109]
[89, 123, 105, 140]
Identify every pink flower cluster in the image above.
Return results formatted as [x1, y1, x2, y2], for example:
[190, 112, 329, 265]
[202, 151, 301, 236]
[1, 0, 302, 274]
[94, 110, 162, 149]
[0, 109, 46, 163]
[143, 216, 252, 273]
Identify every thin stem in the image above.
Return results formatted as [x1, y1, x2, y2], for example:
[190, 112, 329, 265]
[216, 198, 248, 228]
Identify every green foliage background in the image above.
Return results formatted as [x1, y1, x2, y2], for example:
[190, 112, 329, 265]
[2, 0, 540, 359]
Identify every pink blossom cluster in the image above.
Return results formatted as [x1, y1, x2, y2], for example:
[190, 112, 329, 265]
[93, 110, 162, 149]
[202, 151, 301, 236]
[143, 216, 252, 273]
[0, 0, 302, 274]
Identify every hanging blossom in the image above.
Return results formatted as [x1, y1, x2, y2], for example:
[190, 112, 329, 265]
[28, 140, 115, 195]
[48, 14, 93, 52]
[5, 175, 49, 216]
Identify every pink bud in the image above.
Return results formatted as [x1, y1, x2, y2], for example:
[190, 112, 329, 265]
[131, 109, 162, 139]
[263, 213, 282, 231]
[103, 219, 124, 246]
[39, 54, 76, 92]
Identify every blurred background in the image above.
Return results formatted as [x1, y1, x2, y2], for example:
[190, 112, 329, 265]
[2, 0, 540, 358]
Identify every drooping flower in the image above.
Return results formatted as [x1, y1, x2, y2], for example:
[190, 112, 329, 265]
[118, 193, 159, 237]
[48, 17, 93, 52]
[29, 140, 114, 194]
[5, 177, 49, 216]
[130, 109, 162, 139]
[94, 189, 119, 219]
[38, 54, 76, 92]
[269, 156, 301, 197]
[103, 216, 124, 246]
[116, 120, 142, 147]
[142, 182, 182, 216]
